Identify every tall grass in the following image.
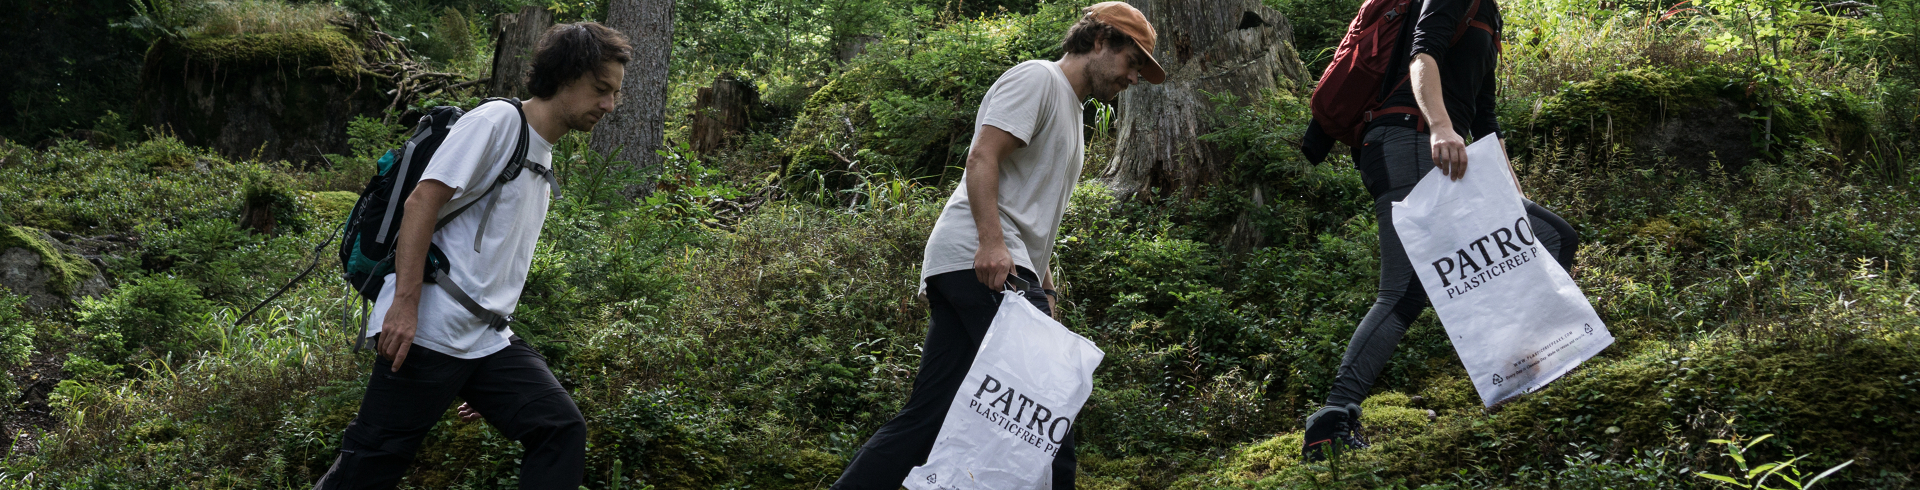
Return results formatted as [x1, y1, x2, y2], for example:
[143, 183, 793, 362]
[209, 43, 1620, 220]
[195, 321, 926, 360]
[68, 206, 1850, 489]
[196, 0, 345, 37]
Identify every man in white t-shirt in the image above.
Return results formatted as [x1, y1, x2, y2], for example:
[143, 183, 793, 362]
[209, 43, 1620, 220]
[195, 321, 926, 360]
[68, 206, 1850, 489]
[314, 23, 630, 490]
[831, 3, 1165, 488]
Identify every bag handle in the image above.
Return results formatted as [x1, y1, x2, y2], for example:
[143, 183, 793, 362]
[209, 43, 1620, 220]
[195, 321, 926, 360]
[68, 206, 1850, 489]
[1002, 274, 1034, 293]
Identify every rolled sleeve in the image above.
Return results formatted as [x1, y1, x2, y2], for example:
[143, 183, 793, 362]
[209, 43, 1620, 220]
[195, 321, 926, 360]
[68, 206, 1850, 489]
[1409, 0, 1471, 64]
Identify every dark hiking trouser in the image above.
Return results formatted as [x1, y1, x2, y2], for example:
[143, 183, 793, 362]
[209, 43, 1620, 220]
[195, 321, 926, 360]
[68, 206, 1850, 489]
[314, 336, 586, 490]
[1325, 125, 1579, 408]
[832, 267, 1077, 489]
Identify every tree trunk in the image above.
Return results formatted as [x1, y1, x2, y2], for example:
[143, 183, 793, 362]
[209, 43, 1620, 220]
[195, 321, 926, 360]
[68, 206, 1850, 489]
[1102, 0, 1307, 202]
[593, 0, 675, 198]
[488, 6, 553, 100]
[690, 74, 756, 153]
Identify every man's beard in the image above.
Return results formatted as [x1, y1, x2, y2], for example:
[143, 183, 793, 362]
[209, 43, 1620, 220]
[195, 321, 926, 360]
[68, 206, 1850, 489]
[1090, 77, 1124, 102]
[571, 111, 604, 132]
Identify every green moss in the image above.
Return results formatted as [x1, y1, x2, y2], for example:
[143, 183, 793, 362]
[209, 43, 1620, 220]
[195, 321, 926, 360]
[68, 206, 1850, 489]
[301, 191, 358, 226]
[1359, 392, 1432, 437]
[0, 225, 97, 296]
[1516, 66, 1878, 162]
[164, 30, 363, 78]
[1524, 68, 1732, 143]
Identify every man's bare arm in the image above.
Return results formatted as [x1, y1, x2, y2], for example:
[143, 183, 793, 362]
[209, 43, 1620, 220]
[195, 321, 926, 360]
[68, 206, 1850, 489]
[1411, 53, 1468, 180]
[967, 125, 1025, 291]
[376, 180, 454, 372]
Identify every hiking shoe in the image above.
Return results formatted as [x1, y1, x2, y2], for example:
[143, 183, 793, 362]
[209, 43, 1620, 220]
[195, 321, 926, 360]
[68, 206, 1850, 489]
[1301, 403, 1369, 462]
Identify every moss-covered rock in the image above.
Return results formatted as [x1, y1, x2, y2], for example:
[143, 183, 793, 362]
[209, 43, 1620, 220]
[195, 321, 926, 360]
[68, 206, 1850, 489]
[1512, 67, 1877, 171]
[136, 28, 391, 165]
[0, 224, 106, 311]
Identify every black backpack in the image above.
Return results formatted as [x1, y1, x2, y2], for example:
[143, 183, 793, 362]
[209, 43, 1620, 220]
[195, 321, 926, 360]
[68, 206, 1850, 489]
[336, 97, 559, 350]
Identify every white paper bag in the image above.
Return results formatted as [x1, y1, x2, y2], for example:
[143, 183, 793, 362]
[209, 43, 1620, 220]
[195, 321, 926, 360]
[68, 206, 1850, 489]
[1390, 135, 1613, 407]
[904, 290, 1105, 490]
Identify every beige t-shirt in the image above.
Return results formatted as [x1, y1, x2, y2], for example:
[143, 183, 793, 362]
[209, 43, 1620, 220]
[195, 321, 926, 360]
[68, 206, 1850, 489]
[920, 60, 1085, 291]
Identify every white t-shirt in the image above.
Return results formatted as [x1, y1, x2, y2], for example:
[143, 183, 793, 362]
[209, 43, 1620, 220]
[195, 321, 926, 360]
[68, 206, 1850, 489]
[920, 60, 1085, 291]
[365, 101, 555, 359]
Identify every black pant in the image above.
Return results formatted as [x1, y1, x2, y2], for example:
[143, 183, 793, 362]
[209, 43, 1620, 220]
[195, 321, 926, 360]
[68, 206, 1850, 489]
[314, 337, 586, 490]
[1327, 126, 1579, 408]
[833, 267, 1076, 489]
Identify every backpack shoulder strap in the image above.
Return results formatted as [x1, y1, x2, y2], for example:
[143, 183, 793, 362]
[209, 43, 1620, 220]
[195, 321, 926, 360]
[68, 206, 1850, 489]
[1448, 0, 1484, 46]
[434, 98, 533, 232]
[426, 98, 531, 330]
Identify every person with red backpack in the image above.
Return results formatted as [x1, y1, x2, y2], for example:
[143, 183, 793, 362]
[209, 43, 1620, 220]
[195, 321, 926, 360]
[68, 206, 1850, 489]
[1298, 0, 1579, 461]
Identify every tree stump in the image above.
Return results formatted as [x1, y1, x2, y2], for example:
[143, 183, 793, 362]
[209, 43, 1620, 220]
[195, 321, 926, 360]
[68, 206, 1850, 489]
[1102, 0, 1308, 202]
[488, 6, 553, 100]
[690, 75, 756, 153]
[593, 0, 675, 198]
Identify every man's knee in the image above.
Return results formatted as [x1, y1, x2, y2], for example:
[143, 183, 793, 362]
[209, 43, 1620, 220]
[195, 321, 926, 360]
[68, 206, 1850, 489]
[509, 393, 587, 444]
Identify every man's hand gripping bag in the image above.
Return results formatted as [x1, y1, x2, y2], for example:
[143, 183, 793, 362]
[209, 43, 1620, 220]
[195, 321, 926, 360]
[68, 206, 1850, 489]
[905, 290, 1104, 489]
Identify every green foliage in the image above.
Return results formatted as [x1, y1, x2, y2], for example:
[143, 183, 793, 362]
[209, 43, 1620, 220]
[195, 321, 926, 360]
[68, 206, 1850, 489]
[413, 7, 479, 68]
[0, 293, 29, 368]
[1696, 432, 1854, 489]
[115, 0, 346, 43]
[639, 140, 746, 225]
[782, 2, 1082, 189]
[1265, 0, 1362, 72]
[113, 0, 207, 43]
[135, 216, 304, 304]
[76, 274, 212, 364]
[0, 292, 31, 405]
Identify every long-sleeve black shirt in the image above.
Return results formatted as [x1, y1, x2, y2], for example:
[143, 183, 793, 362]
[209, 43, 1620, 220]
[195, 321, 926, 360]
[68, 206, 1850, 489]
[1375, 0, 1503, 140]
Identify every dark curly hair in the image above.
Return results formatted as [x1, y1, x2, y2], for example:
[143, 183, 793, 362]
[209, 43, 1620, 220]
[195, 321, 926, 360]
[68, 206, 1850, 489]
[1059, 14, 1133, 55]
[527, 22, 633, 98]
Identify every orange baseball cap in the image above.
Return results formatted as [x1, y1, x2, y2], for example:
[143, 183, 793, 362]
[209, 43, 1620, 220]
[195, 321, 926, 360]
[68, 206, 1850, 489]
[1085, 2, 1166, 84]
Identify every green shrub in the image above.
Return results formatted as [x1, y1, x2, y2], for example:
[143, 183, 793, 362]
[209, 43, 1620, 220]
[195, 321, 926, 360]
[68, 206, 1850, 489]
[0, 292, 28, 368]
[76, 274, 212, 363]
[0, 292, 30, 404]
[1265, 0, 1362, 72]
[782, 3, 1082, 189]
[136, 218, 253, 303]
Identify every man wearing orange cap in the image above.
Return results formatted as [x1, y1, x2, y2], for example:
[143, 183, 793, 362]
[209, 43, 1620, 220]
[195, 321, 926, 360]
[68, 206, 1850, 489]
[830, 2, 1164, 488]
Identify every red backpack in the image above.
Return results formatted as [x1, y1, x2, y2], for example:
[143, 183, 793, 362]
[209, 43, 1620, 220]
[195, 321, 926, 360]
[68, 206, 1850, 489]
[1302, 0, 1494, 162]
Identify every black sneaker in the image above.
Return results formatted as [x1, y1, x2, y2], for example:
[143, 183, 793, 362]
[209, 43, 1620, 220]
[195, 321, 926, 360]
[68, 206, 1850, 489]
[1301, 403, 1369, 462]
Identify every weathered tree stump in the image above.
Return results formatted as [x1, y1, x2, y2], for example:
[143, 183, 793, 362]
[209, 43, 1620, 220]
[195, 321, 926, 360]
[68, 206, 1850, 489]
[690, 75, 756, 153]
[1102, 0, 1308, 202]
[488, 6, 554, 100]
